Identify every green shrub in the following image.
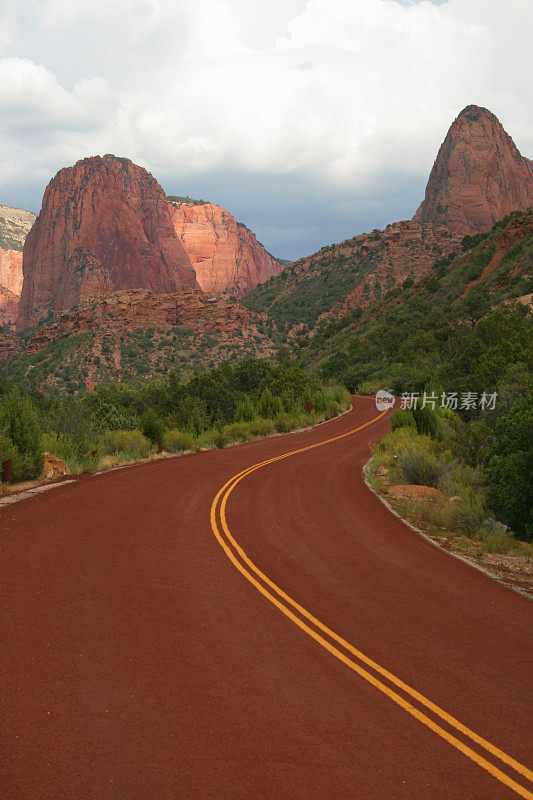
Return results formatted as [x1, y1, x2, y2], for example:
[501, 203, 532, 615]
[1, 390, 43, 480]
[40, 431, 98, 474]
[234, 397, 255, 422]
[397, 448, 442, 487]
[0, 434, 22, 482]
[213, 429, 229, 449]
[96, 403, 132, 431]
[412, 406, 443, 440]
[312, 391, 328, 414]
[163, 429, 195, 453]
[438, 462, 484, 496]
[486, 395, 532, 538]
[454, 490, 486, 535]
[325, 401, 341, 420]
[391, 409, 416, 431]
[196, 428, 229, 449]
[257, 388, 284, 418]
[140, 409, 165, 445]
[357, 380, 386, 396]
[99, 429, 151, 458]
[275, 412, 296, 433]
[249, 417, 275, 437]
[481, 530, 514, 554]
[42, 431, 78, 461]
[222, 422, 250, 442]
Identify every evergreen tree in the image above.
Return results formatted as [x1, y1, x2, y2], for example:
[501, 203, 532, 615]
[1, 389, 44, 480]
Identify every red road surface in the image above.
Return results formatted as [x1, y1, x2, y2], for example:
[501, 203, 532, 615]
[1, 396, 532, 799]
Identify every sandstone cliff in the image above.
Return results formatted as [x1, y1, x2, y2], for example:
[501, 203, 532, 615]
[0, 205, 36, 326]
[170, 201, 283, 295]
[414, 105, 533, 233]
[17, 156, 198, 329]
[0, 252, 23, 326]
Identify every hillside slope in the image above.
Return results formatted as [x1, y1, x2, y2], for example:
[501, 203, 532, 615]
[300, 210, 532, 393]
[244, 220, 461, 330]
[0, 290, 278, 392]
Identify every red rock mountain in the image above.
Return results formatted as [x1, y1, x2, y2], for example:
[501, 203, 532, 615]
[170, 201, 283, 295]
[414, 105, 533, 233]
[0, 205, 36, 326]
[17, 155, 198, 329]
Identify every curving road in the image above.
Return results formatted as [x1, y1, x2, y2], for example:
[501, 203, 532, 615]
[1, 396, 532, 799]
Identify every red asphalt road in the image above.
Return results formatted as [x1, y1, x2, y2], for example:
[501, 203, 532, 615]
[0, 396, 532, 800]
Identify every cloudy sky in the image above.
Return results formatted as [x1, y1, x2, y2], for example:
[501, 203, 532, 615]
[1, 0, 532, 259]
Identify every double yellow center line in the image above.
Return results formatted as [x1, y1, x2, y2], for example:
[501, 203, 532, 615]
[209, 410, 533, 798]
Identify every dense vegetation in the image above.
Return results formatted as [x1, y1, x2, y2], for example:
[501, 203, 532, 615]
[296, 211, 533, 538]
[370, 408, 531, 557]
[244, 251, 380, 329]
[167, 195, 209, 205]
[310, 212, 531, 392]
[0, 358, 349, 481]
[0, 324, 280, 394]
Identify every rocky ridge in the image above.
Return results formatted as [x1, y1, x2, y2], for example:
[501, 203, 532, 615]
[244, 220, 463, 329]
[0, 289, 277, 390]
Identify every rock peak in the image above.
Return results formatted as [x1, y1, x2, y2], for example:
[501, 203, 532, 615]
[17, 155, 198, 329]
[414, 105, 533, 233]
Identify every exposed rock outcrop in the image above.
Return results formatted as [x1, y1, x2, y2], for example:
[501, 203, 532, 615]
[42, 452, 70, 480]
[170, 201, 283, 295]
[17, 155, 198, 329]
[23, 289, 263, 354]
[0, 289, 276, 389]
[414, 105, 533, 233]
[0, 206, 36, 326]
[0, 286, 20, 327]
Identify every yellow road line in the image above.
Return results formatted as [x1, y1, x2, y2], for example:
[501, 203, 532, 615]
[209, 409, 533, 799]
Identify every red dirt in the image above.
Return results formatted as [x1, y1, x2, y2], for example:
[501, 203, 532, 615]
[388, 483, 445, 500]
[1, 397, 531, 799]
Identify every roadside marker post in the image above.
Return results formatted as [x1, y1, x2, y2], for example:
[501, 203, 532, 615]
[1, 458, 13, 484]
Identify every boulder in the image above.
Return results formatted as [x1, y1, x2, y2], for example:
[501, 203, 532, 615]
[42, 452, 70, 480]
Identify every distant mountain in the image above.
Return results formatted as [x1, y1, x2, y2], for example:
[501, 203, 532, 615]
[17, 155, 198, 330]
[0, 205, 36, 251]
[169, 200, 283, 296]
[245, 105, 533, 334]
[414, 105, 533, 233]
[0, 206, 36, 326]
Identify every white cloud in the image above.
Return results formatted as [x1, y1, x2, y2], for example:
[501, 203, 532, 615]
[0, 58, 111, 132]
[0, 0, 532, 258]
